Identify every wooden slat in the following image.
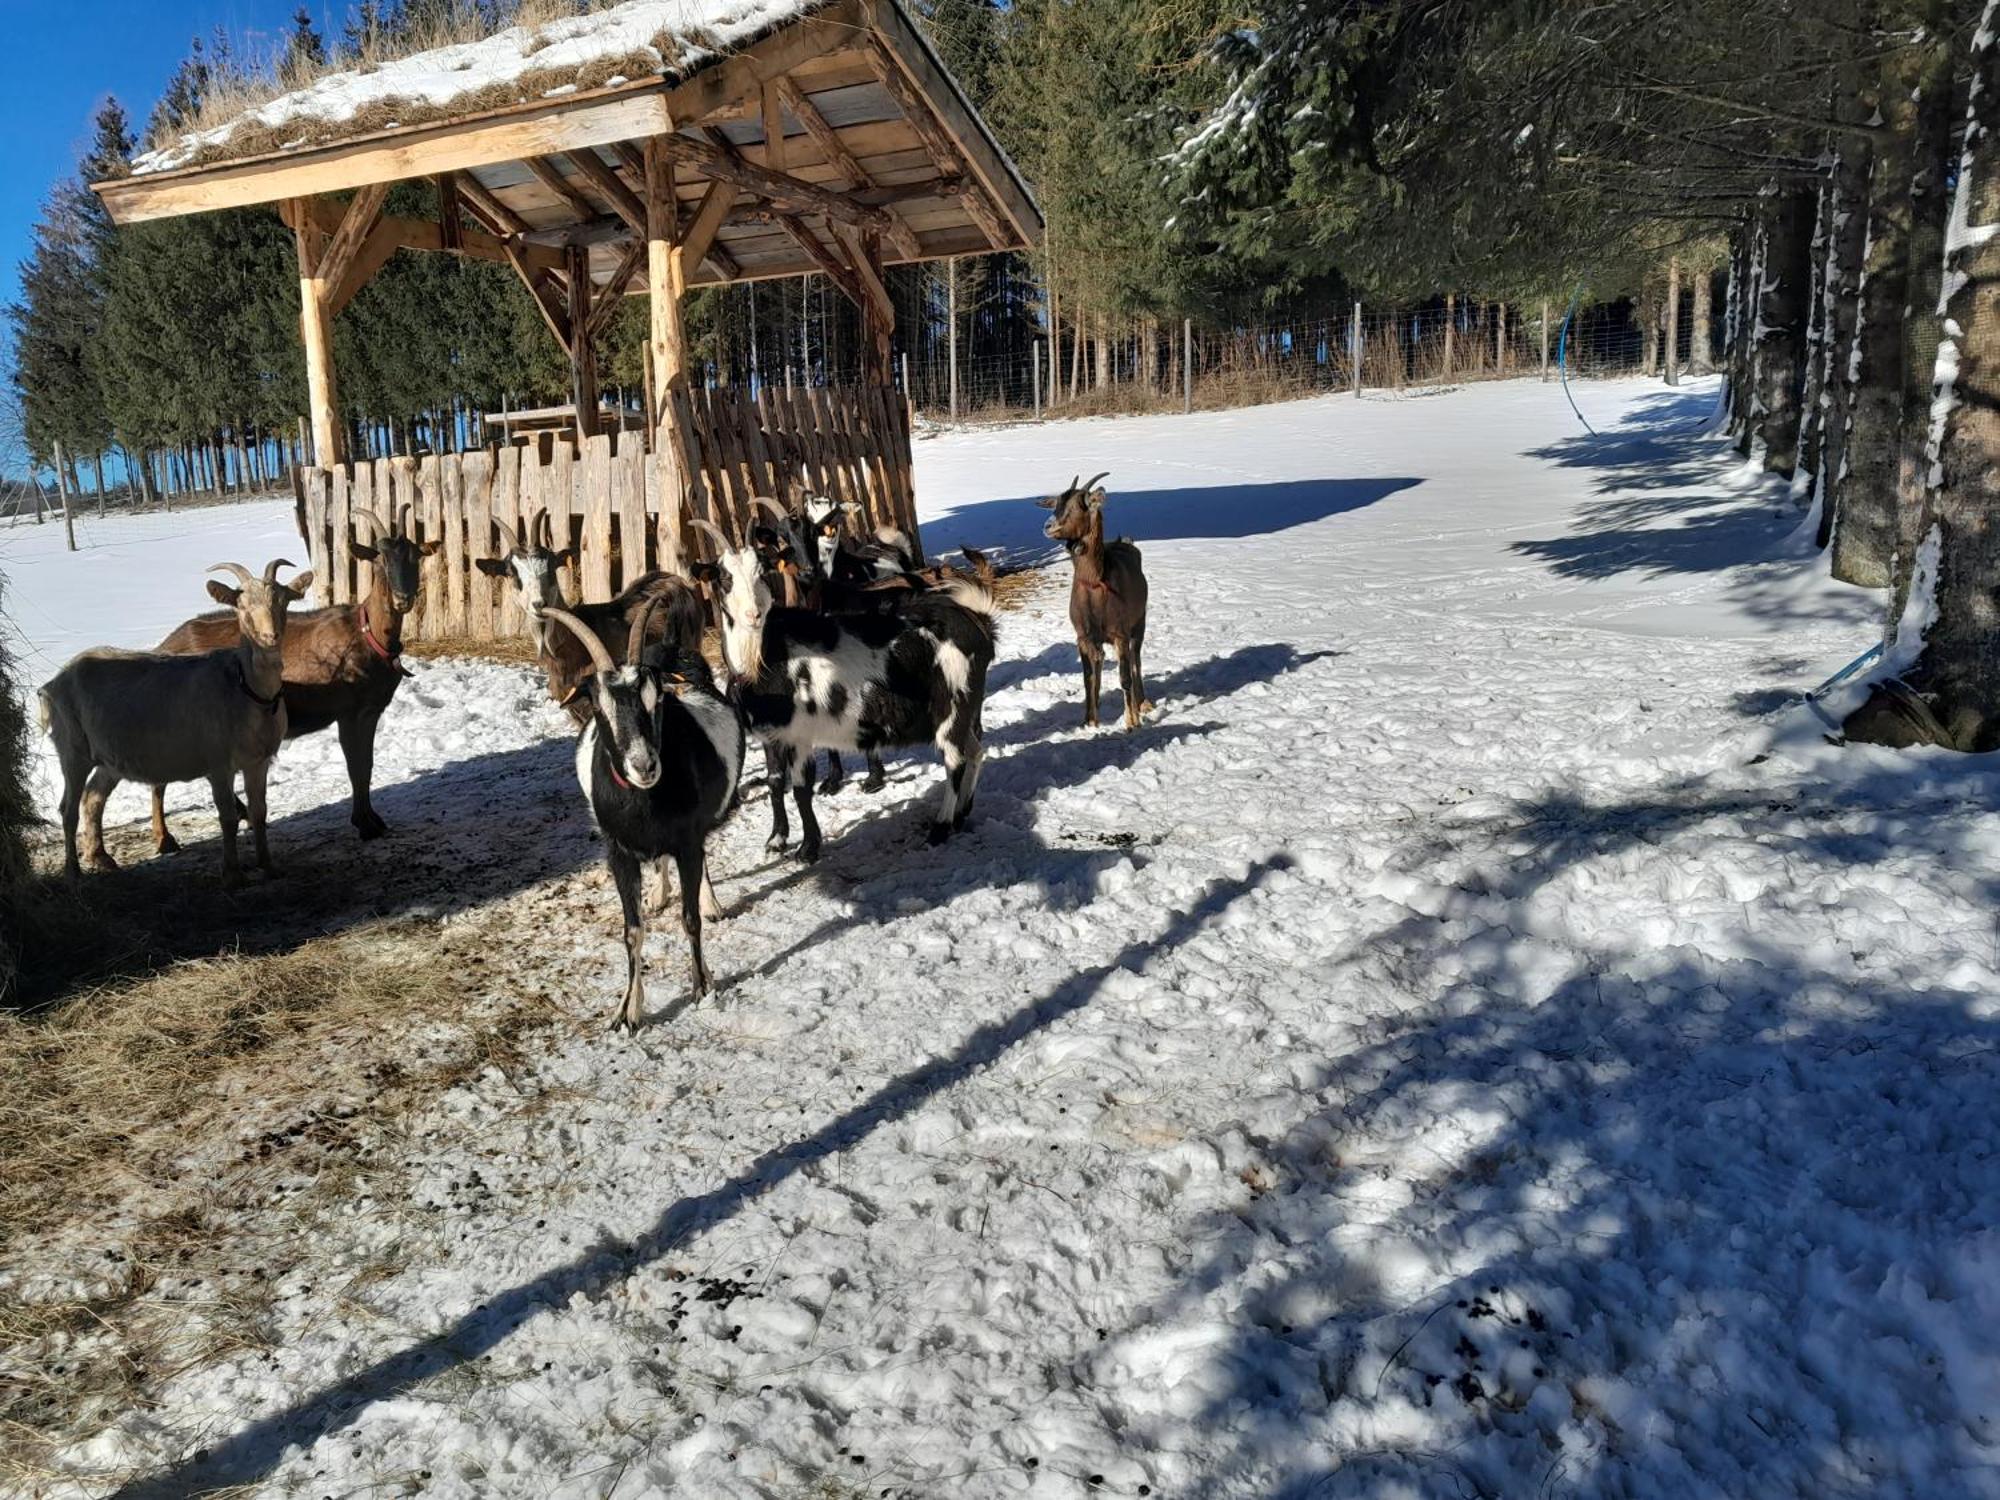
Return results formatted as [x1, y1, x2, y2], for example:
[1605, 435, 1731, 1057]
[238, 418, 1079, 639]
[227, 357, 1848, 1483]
[666, 133, 918, 259]
[778, 77, 871, 192]
[459, 173, 531, 236]
[416, 455, 446, 641]
[101, 89, 674, 225]
[493, 444, 524, 637]
[301, 468, 331, 604]
[616, 437, 650, 586]
[579, 437, 611, 601]
[329, 464, 354, 605]
[441, 453, 468, 636]
[567, 147, 648, 234]
[462, 449, 494, 640]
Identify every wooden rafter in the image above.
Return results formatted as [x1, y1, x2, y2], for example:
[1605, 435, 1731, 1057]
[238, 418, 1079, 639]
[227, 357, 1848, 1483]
[524, 155, 599, 221]
[329, 219, 403, 315]
[681, 178, 738, 278]
[506, 243, 572, 354]
[777, 214, 864, 308]
[669, 132, 919, 261]
[860, 35, 1005, 250]
[296, 196, 562, 275]
[567, 148, 648, 235]
[458, 174, 531, 237]
[318, 183, 391, 300]
[760, 83, 787, 171]
[434, 171, 464, 251]
[777, 78, 871, 193]
[589, 239, 648, 338]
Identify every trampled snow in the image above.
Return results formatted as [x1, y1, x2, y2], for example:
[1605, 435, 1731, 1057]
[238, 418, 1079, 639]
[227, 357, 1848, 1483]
[9, 377, 2000, 1498]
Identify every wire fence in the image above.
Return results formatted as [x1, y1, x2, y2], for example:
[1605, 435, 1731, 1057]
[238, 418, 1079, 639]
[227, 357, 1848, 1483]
[894, 300, 1678, 424]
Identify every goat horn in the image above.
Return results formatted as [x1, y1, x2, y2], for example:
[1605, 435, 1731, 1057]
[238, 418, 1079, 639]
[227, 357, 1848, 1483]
[750, 496, 791, 528]
[1068, 473, 1079, 493]
[262, 557, 296, 583]
[626, 592, 663, 665]
[1081, 471, 1111, 493]
[354, 507, 392, 540]
[539, 606, 617, 677]
[687, 518, 733, 555]
[492, 517, 522, 555]
[207, 562, 255, 588]
[399, 501, 415, 538]
[536, 511, 554, 549]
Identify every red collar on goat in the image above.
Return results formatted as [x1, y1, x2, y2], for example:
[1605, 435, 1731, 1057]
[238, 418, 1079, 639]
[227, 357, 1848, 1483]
[358, 606, 413, 677]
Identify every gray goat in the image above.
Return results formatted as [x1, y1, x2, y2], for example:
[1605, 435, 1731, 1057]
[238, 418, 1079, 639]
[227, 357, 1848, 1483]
[40, 559, 314, 885]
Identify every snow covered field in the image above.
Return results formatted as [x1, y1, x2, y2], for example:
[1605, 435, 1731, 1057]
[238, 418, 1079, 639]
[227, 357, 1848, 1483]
[10, 376, 2000, 1498]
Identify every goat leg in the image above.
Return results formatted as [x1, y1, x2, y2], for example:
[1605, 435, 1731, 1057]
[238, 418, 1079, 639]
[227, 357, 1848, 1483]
[764, 744, 793, 853]
[210, 771, 243, 889]
[790, 759, 823, 864]
[243, 761, 274, 874]
[1078, 639, 1102, 729]
[81, 767, 121, 873]
[148, 786, 181, 855]
[676, 847, 712, 999]
[699, 864, 724, 921]
[58, 766, 82, 880]
[338, 710, 388, 840]
[817, 750, 846, 796]
[861, 750, 887, 794]
[609, 845, 647, 1031]
[651, 855, 674, 915]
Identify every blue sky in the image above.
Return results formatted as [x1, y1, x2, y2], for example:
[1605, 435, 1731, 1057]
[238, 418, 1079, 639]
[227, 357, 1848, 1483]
[0, 0, 317, 312]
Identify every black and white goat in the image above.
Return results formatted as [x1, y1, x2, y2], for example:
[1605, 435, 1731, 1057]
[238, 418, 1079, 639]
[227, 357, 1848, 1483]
[546, 596, 745, 1031]
[801, 494, 918, 586]
[689, 516, 996, 863]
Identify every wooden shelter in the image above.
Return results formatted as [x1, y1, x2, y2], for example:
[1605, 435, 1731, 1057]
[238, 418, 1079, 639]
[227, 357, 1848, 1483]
[93, 0, 1040, 639]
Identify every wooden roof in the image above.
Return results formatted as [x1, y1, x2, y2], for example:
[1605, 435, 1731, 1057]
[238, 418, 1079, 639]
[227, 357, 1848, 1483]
[93, 0, 1040, 292]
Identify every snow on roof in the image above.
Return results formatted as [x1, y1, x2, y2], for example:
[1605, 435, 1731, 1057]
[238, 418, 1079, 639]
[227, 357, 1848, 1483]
[131, 0, 820, 177]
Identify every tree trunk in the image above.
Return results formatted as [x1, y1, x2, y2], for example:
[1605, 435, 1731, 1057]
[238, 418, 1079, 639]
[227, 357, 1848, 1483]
[1847, 3, 2000, 748]
[1443, 294, 1455, 377]
[1726, 225, 1757, 442]
[1094, 316, 1110, 391]
[1642, 292, 1660, 378]
[1665, 258, 1682, 387]
[1691, 267, 1714, 376]
[1792, 183, 1836, 502]
[1834, 31, 1927, 584]
[1752, 185, 1815, 475]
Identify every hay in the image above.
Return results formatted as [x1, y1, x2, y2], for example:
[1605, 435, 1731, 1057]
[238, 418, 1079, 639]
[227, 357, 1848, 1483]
[0, 571, 36, 1007]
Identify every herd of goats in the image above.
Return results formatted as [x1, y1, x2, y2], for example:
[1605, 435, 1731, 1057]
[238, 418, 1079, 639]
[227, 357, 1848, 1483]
[38, 474, 1152, 1027]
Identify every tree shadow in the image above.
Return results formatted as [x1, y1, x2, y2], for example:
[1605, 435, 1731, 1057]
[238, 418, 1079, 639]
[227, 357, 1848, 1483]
[1069, 764, 2000, 1496]
[99, 856, 1295, 1500]
[919, 477, 1425, 563]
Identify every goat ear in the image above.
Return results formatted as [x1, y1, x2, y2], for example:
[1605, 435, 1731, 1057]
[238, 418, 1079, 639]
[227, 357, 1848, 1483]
[286, 570, 315, 599]
[418, 540, 442, 558]
[350, 541, 379, 563]
[1086, 488, 1107, 508]
[474, 557, 509, 577]
[207, 580, 241, 606]
[557, 546, 578, 567]
[1035, 495, 1058, 509]
[690, 561, 721, 586]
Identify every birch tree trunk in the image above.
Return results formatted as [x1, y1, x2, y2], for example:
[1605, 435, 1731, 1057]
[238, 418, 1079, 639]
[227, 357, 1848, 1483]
[1847, 0, 2000, 748]
[1691, 267, 1714, 375]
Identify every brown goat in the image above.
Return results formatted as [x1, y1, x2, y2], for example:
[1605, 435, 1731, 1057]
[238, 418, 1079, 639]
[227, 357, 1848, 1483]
[475, 515, 706, 725]
[1040, 473, 1150, 730]
[149, 507, 435, 850]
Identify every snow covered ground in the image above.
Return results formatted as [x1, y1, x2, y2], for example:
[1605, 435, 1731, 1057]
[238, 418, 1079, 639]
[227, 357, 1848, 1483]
[10, 376, 2000, 1499]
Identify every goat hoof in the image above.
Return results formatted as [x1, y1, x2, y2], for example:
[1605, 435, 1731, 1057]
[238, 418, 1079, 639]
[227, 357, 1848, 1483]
[156, 834, 181, 856]
[816, 775, 844, 796]
[221, 871, 245, 891]
[355, 818, 387, 841]
[86, 852, 119, 874]
[765, 833, 788, 854]
[798, 840, 823, 864]
[860, 774, 887, 794]
[926, 822, 953, 847]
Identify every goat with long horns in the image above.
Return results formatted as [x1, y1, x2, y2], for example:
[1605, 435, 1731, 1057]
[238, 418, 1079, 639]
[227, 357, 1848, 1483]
[147, 505, 436, 851]
[548, 594, 745, 1030]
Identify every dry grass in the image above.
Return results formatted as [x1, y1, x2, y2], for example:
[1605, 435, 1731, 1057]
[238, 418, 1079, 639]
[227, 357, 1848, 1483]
[156, 2, 735, 172]
[0, 919, 560, 1484]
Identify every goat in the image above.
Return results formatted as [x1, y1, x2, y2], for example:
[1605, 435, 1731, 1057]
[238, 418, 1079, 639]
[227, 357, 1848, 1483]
[41, 559, 313, 886]
[546, 597, 744, 1031]
[1041, 472, 1151, 731]
[475, 513, 706, 725]
[148, 506, 432, 851]
[689, 516, 996, 863]
[801, 494, 917, 585]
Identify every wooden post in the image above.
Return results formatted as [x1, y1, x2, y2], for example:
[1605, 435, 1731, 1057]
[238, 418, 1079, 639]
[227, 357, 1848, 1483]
[644, 136, 689, 574]
[948, 257, 960, 423]
[291, 202, 341, 469]
[1665, 257, 1682, 387]
[1183, 318, 1193, 412]
[566, 245, 599, 439]
[1032, 339, 1041, 420]
[1443, 294, 1455, 379]
[53, 439, 76, 552]
[1497, 303, 1509, 374]
[1352, 302, 1364, 396]
[1540, 299, 1551, 380]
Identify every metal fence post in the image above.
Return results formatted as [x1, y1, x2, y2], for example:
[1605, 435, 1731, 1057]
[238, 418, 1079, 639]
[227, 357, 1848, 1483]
[1032, 340, 1042, 421]
[1183, 318, 1193, 413]
[1352, 302, 1364, 397]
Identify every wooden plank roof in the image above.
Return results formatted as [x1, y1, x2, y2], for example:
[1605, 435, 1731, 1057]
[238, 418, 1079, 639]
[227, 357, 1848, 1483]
[93, 0, 1041, 289]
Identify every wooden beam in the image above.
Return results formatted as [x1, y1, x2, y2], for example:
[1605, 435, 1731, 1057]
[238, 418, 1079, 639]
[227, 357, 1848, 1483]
[859, 35, 1007, 250]
[524, 154, 599, 221]
[662, 0, 867, 127]
[567, 148, 648, 235]
[777, 214, 864, 308]
[861, 2, 1039, 247]
[290, 200, 342, 468]
[831, 221, 894, 331]
[761, 83, 787, 171]
[565, 244, 599, 437]
[298, 196, 562, 274]
[777, 77, 871, 192]
[458, 173, 531, 236]
[680, 178, 737, 278]
[521, 214, 632, 250]
[328, 218, 403, 315]
[589, 239, 647, 338]
[317, 183, 390, 301]
[506, 243, 572, 354]
[666, 132, 919, 260]
[644, 135, 691, 575]
[854, 176, 966, 207]
[98, 88, 674, 225]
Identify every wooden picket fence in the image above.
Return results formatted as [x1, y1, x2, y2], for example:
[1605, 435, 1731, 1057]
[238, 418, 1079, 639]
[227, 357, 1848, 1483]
[294, 384, 918, 644]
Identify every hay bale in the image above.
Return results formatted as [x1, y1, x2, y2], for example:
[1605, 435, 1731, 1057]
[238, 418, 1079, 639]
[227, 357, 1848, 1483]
[0, 567, 35, 1005]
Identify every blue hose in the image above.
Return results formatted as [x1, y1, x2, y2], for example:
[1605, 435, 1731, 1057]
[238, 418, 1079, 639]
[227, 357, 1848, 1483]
[1557, 284, 1595, 435]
